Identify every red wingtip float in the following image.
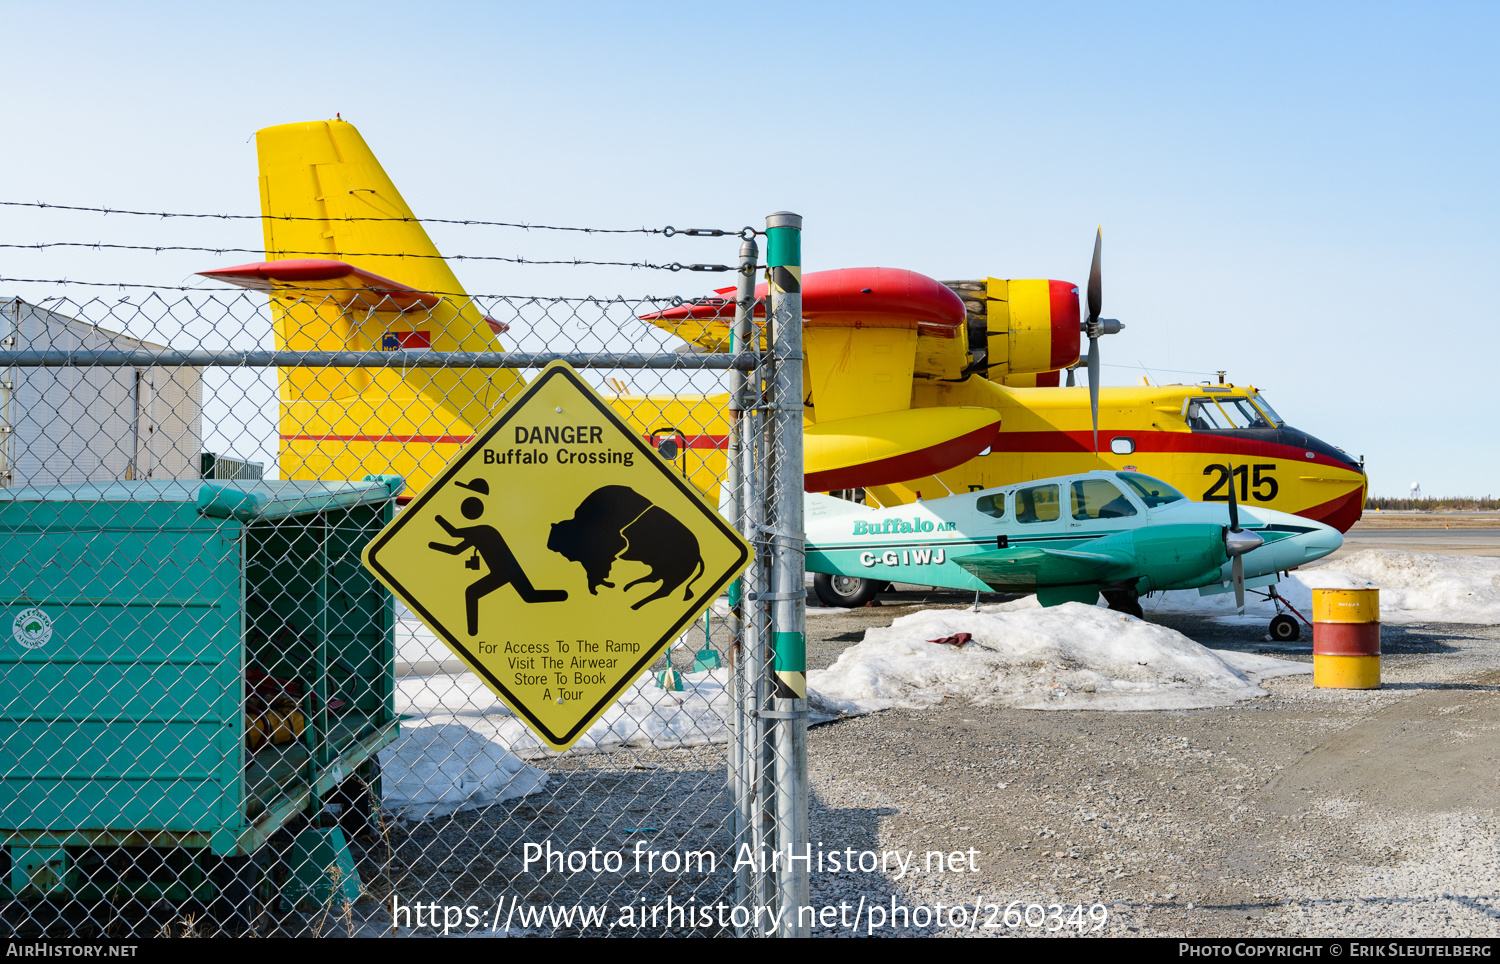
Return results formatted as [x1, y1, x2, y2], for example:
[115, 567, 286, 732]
[644, 266, 964, 328]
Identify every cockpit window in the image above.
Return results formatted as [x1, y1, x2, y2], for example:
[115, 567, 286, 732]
[1184, 396, 1276, 430]
[1116, 472, 1187, 508]
[1071, 479, 1138, 520]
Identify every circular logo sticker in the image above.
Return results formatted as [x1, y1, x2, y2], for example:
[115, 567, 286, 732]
[13, 607, 53, 650]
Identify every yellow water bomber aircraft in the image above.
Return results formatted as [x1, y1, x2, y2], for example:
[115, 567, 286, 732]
[203, 119, 1366, 534]
[642, 233, 1367, 533]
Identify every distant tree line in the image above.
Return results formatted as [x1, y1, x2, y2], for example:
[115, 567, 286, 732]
[1366, 496, 1500, 511]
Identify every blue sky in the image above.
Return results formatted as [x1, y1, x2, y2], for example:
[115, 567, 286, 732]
[1, 2, 1495, 495]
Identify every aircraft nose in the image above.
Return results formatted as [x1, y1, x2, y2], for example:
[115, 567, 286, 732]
[1290, 521, 1343, 564]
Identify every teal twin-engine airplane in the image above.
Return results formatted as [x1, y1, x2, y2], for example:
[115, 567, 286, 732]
[805, 469, 1343, 633]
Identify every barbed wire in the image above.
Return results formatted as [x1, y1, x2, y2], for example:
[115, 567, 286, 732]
[0, 242, 733, 272]
[1, 201, 759, 239]
[0, 275, 705, 305]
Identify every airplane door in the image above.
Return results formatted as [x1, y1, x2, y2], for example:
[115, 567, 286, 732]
[1013, 481, 1065, 536]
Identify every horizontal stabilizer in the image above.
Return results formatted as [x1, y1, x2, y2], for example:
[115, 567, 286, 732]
[199, 259, 508, 333]
[952, 544, 1129, 590]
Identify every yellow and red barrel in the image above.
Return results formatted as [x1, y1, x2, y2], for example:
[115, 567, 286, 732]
[1312, 588, 1380, 689]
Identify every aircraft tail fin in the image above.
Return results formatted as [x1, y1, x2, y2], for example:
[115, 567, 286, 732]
[197, 119, 523, 493]
[255, 119, 473, 301]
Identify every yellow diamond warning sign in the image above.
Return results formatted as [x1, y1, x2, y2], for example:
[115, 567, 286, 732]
[362, 361, 752, 751]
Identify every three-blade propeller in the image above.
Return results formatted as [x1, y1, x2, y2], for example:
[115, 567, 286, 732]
[1076, 228, 1124, 452]
[1220, 463, 1266, 614]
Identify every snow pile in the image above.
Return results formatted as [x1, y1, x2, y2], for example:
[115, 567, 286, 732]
[395, 607, 464, 676]
[1149, 549, 1500, 625]
[379, 723, 548, 820]
[807, 603, 1308, 713]
[385, 658, 858, 818]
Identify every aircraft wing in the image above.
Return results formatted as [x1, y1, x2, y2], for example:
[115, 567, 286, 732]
[950, 544, 1133, 590]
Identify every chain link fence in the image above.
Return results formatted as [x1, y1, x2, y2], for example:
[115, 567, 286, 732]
[0, 219, 809, 937]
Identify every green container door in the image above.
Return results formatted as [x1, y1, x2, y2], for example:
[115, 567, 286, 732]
[0, 496, 242, 841]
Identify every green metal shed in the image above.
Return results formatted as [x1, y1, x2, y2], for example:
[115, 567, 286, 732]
[0, 476, 402, 905]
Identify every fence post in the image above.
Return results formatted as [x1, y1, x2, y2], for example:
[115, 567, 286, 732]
[726, 234, 760, 927]
[765, 211, 809, 936]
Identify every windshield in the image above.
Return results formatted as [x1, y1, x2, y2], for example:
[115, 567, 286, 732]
[1116, 472, 1187, 508]
[1247, 393, 1284, 427]
[1184, 396, 1277, 430]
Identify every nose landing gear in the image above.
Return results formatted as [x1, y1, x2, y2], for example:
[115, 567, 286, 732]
[1251, 584, 1313, 642]
[1270, 613, 1302, 642]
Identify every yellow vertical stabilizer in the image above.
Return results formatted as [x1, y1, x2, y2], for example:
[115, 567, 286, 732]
[255, 119, 523, 492]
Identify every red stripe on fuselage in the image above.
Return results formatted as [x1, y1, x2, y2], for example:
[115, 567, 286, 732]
[1299, 486, 1366, 533]
[990, 429, 1356, 472]
[641, 434, 729, 450]
[280, 433, 730, 449]
[282, 433, 475, 444]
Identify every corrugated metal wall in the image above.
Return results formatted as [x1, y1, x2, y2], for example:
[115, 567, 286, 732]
[2, 299, 203, 487]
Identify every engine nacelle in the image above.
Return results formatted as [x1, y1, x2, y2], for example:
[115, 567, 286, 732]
[944, 278, 1080, 381]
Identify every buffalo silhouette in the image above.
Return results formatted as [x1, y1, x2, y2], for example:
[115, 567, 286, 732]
[548, 485, 705, 610]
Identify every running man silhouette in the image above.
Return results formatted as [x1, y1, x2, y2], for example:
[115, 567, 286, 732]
[428, 478, 568, 636]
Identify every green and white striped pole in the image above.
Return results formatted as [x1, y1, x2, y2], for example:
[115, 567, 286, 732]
[766, 210, 809, 936]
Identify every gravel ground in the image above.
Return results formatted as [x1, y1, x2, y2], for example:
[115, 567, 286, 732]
[323, 585, 1496, 939]
[801, 590, 1500, 938]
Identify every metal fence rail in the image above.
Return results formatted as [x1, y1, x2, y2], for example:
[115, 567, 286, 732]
[0, 351, 761, 370]
[0, 213, 807, 938]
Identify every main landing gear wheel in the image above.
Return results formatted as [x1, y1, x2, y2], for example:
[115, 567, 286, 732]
[1270, 614, 1301, 642]
[813, 573, 881, 608]
[1102, 589, 1144, 619]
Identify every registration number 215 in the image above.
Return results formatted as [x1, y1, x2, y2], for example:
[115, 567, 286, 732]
[1202, 463, 1278, 502]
